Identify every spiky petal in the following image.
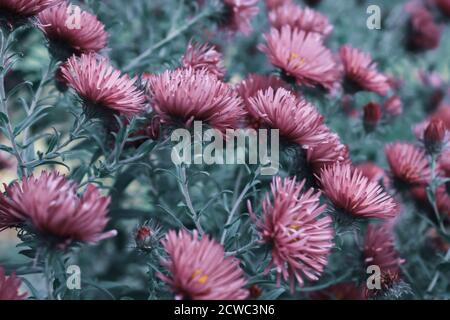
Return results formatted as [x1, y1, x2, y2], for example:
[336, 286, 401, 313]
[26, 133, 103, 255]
[159, 229, 248, 300]
[319, 163, 398, 219]
[259, 26, 339, 90]
[249, 176, 334, 291]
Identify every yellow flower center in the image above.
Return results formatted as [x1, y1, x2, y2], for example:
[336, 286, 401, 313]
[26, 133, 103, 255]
[288, 52, 306, 67]
[191, 269, 208, 284]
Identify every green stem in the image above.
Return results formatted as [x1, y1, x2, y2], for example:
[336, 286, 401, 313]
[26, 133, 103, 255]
[123, 10, 210, 72]
[178, 165, 204, 234]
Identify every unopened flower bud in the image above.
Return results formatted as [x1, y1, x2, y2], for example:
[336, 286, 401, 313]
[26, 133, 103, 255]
[248, 285, 263, 299]
[135, 225, 154, 250]
[363, 102, 382, 132]
[424, 118, 446, 154]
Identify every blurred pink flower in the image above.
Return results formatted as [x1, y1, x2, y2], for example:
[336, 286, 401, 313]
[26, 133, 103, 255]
[410, 184, 450, 217]
[60, 53, 146, 117]
[0, 267, 26, 300]
[181, 41, 226, 79]
[438, 149, 450, 177]
[159, 229, 248, 300]
[222, 0, 259, 35]
[37, 2, 108, 55]
[383, 96, 403, 116]
[385, 142, 431, 186]
[259, 26, 339, 90]
[148, 68, 245, 132]
[435, 0, 450, 17]
[319, 163, 398, 219]
[418, 70, 445, 89]
[268, 3, 332, 38]
[306, 130, 349, 174]
[247, 87, 329, 148]
[265, 0, 292, 10]
[236, 73, 293, 111]
[355, 162, 390, 187]
[0, 171, 116, 247]
[0, 0, 62, 18]
[407, 6, 442, 51]
[339, 45, 390, 96]
[364, 223, 404, 276]
[248, 176, 333, 291]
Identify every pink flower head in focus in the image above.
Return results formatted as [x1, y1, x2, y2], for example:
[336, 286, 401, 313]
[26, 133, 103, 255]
[268, 3, 333, 38]
[259, 26, 339, 90]
[385, 142, 431, 186]
[159, 229, 248, 300]
[181, 40, 226, 79]
[319, 163, 398, 219]
[148, 68, 245, 133]
[60, 53, 146, 117]
[221, 0, 259, 35]
[248, 176, 333, 291]
[0, 0, 62, 18]
[339, 45, 391, 96]
[247, 87, 329, 148]
[236, 73, 293, 110]
[364, 223, 405, 276]
[37, 2, 108, 56]
[0, 266, 26, 300]
[0, 171, 116, 247]
[306, 130, 349, 174]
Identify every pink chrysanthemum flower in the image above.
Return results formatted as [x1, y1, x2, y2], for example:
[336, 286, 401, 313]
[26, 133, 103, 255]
[364, 223, 404, 276]
[159, 229, 248, 300]
[268, 3, 333, 38]
[339, 45, 391, 96]
[0, 171, 116, 247]
[60, 53, 146, 117]
[221, 0, 259, 35]
[385, 142, 431, 186]
[148, 68, 245, 132]
[306, 130, 349, 174]
[37, 2, 108, 56]
[0, 0, 61, 18]
[319, 163, 398, 219]
[248, 176, 333, 291]
[181, 41, 226, 79]
[236, 73, 292, 109]
[259, 26, 339, 90]
[0, 266, 26, 300]
[247, 87, 329, 148]
[265, 0, 292, 11]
